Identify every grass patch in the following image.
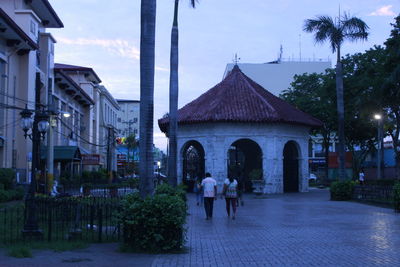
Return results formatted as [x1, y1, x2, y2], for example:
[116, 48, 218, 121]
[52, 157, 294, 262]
[4, 240, 88, 258]
[7, 245, 32, 258]
[29, 240, 89, 252]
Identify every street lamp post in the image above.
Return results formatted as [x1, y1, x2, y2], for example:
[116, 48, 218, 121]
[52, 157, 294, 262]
[374, 114, 383, 180]
[20, 73, 50, 238]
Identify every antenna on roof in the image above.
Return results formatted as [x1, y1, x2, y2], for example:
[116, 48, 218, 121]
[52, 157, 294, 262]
[299, 34, 302, 61]
[233, 53, 241, 65]
[278, 45, 283, 63]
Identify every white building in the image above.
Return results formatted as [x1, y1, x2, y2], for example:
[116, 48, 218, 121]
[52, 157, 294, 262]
[159, 66, 322, 193]
[116, 99, 140, 138]
[98, 85, 120, 172]
[224, 60, 331, 96]
[53, 63, 103, 171]
[0, 0, 63, 182]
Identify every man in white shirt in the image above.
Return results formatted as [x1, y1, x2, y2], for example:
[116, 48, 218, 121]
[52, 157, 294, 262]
[201, 172, 217, 220]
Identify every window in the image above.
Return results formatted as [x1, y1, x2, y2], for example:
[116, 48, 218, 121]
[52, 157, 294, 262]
[133, 118, 138, 123]
[118, 117, 121, 122]
[30, 21, 36, 35]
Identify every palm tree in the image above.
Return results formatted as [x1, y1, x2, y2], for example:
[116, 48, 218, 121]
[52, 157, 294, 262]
[168, 0, 198, 187]
[304, 13, 369, 181]
[139, 0, 156, 198]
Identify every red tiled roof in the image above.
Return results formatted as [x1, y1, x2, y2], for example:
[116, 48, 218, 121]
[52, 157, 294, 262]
[54, 63, 101, 83]
[158, 65, 322, 133]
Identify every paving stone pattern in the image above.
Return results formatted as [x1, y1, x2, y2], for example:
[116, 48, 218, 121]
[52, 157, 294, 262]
[153, 189, 400, 266]
[0, 189, 399, 267]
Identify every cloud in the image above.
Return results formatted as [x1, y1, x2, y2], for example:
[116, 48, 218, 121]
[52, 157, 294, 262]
[369, 5, 396, 16]
[57, 37, 140, 59]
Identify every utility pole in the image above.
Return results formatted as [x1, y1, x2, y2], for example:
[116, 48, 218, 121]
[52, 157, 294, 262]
[22, 73, 46, 238]
[106, 126, 112, 182]
[47, 78, 54, 194]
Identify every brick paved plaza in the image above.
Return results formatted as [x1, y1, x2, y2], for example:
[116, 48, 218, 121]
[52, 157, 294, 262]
[1, 189, 400, 266]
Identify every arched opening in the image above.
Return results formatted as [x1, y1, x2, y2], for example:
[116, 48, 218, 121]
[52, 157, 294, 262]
[283, 141, 299, 192]
[227, 139, 262, 192]
[182, 140, 205, 192]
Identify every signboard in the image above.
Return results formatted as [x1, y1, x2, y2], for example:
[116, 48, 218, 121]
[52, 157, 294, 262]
[328, 152, 352, 168]
[82, 154, 100, 165]
[117, 154, 127, 166]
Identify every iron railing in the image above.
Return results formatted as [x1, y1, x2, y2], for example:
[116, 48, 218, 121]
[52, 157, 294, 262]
[352, 185, 394, 204]
[0, 197, 123, 244]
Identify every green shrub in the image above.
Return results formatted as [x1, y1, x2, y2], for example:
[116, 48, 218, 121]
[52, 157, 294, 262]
[155, 183, 186, 202]
[0, 189, 10, 202]
[7, 246, 32, 258]
[8, 186, 25, 200]
[0, 168, 15, 190]
[0, 183, 4, 190]
[249, 169, 263, 181]
[365, 179, 397, 186]
[120, 193, 187, 252]
[330, 180, 355, 201]
[394, 183, 400, 212]
[127, 178, 139, 189]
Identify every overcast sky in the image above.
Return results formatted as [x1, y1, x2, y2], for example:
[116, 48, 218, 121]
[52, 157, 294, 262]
[48, 0, 399, 151]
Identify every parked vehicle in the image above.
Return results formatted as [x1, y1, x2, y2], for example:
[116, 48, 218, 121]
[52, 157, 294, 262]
[309, 173, 318, 182]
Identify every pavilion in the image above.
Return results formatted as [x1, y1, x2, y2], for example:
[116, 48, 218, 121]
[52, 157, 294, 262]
[159, 65, 322, 193]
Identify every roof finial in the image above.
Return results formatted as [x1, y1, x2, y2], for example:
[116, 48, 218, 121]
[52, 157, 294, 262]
[233, 53, 241, 65]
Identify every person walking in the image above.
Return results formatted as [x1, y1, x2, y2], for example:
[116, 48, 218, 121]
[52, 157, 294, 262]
[201, 172, 217, 220]
[223, 176, 238, 220]
[194, 177, 203, 206]
[359, 169, 365, 185]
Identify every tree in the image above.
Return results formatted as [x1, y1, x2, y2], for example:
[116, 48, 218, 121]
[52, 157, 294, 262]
[304, 13, 369, 181]
[168, 0, 198, 187]
[139, 0, 156, 198]
[383, 15, 400, 179]
[126, 134, 138, 176]
[341, 47, 387, 176]
[281, 71, 337, 180]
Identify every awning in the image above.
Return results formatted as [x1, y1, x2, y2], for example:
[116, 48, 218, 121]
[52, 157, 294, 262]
[41, 146, 81, 162]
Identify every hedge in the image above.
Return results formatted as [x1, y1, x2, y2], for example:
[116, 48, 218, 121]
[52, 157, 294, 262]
[330, 180, 355, 201]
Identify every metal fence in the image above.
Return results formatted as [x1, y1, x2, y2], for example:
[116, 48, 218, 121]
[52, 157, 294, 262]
[0, 197, 123, 244]
[352, 185, 394, 204]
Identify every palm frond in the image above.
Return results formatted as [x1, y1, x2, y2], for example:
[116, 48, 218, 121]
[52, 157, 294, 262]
[304, 16, 338, 52]
[190, 0, 198, 8]
[341, 15, 369, 42]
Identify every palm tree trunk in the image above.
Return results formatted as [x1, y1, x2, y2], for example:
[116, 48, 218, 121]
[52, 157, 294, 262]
[335, 47, 346, 181]
[168, 0, 179, 187]
[139, 0, 156, 198]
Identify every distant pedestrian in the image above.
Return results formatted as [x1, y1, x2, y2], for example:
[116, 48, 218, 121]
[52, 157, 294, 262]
[201, 172, 217, 220]
[359, 169, 365, 185]
[236, 172, 244, 206]
[194, 177, 204, 206]
[223, 176, 238, 219]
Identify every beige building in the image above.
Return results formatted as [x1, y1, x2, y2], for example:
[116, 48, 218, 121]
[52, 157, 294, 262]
[116, 99, 140, 138]
[0, 0, 63, 182]
[53, 63, 104, 173]
[99, 85, 120, 172]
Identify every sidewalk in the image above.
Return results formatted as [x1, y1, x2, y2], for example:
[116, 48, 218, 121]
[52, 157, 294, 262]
[1, 189, 400, 266]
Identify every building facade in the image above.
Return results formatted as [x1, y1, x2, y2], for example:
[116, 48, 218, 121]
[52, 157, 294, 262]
[0, 0, 63, 182]
[116, 99, 140, 138]
[98, 85, 120, 172]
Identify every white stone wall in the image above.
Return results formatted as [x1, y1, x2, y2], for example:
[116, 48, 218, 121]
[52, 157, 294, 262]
[177, 122, 311, 194]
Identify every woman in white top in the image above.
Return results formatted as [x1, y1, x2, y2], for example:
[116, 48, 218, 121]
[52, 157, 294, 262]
[223, 177, 238, 220]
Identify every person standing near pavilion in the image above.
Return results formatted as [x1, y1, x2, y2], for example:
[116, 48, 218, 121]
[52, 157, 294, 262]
[223, 176, 238, 220]
[201, 172, 217, 220]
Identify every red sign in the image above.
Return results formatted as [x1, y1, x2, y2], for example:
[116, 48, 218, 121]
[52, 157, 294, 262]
[117, 154, 127, 166]
[328, 152, 352, 168]
[82, 154, 100, 165]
